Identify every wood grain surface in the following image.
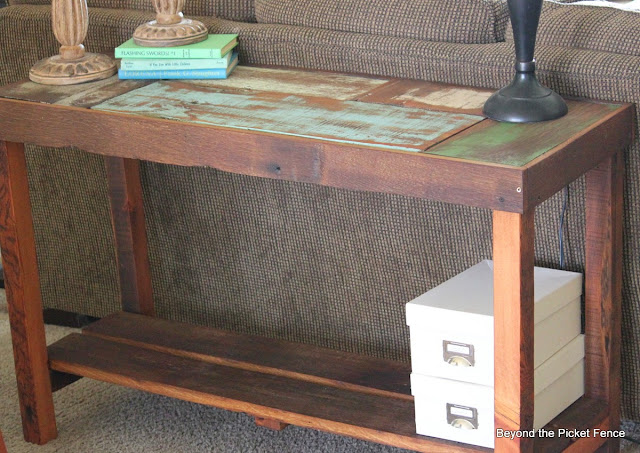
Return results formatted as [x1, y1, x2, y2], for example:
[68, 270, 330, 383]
[50, 323, 613, 453]
[492, 210, 535, 453]
[0, 98, 526, 212]
[357, 79, 493, 115]
[92, 81, 482, 152]
[0, 77, 146, 107]
[0, 73, 632, 213]
[254, 417, 289, 431]
[48, 333, 487, 453]
[562, 417, 609, 453]
[83, 311, 411, 399]
[0, 141, 57, 444]
[585, 152, 624, 453]
[0, 67, 387, 104]
[426, 102, 624, 166]
[180, 66, 390, 100]
[523, 103, 633, 212]
[105, 158, 154, 315]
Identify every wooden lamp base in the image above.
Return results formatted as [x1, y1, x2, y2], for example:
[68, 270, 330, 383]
[133, 16, 207, 47]
[29, 53, 117, 86]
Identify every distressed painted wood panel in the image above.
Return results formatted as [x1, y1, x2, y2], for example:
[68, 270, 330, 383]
[0, 77, 149, 108]
[358, 80, 493, 116]
[93, 82, 483, 152]
[426, 101, 621, 167]
[169, 66, 390, 100]
[0, 97, 528, 211]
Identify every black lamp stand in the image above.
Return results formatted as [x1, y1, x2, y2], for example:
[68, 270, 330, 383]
[483, 0, 568, 123]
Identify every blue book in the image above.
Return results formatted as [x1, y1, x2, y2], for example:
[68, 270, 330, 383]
[119, 54, 238, 80]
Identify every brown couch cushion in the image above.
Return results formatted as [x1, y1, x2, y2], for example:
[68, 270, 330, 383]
[7, 0, 256, 22]
[506, 1, 640, 57]
[255, 0, 509, 44]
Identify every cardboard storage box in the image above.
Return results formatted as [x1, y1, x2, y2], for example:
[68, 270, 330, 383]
[406, 260, 582, 386]
[411, 334, 585, 448]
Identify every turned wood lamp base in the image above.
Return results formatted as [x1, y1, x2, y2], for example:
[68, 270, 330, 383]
[31, 0, 118, 88]
[133, 16, 207, 47]
[29, 52, 117, 86]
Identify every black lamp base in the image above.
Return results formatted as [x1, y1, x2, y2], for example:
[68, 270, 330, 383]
[483, 71, 568, 123]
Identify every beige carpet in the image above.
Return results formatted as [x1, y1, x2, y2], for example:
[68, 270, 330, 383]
[1, 292, 639, 453]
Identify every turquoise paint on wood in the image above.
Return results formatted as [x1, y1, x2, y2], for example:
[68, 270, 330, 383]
[427, 103, 620, 167]
[427, 122, 534, 166]
[92, 81, 482, 152]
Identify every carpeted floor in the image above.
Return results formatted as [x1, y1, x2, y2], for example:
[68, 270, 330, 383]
[1, 291, 639, 453]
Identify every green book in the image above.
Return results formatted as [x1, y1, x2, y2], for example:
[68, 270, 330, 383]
[115, 34, 238, 59]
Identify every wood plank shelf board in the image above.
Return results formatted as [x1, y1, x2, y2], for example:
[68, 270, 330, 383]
[48, 332, 484, 453]
[83, 312, 412, 400]
[48, 313, 608, 453]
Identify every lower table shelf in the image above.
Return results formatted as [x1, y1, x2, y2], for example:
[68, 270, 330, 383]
[47, 312, 608, 453]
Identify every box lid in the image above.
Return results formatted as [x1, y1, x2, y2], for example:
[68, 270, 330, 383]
[406, 260, 582, 331]
[411, 334, 584, 395]
[535, 334, 584, 394]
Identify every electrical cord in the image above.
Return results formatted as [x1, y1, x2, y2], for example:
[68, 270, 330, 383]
[558, 186, 569, 269]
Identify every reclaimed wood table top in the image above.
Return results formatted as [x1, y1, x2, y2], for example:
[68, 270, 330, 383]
[0, 66, 633, 213]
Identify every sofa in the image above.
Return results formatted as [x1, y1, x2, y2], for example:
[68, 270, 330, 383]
[0, 0, 639, 422]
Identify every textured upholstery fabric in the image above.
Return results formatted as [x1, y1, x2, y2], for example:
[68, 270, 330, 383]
[7, 0, 256, 22]
[507, 1, 640, 56]
[1, 4, 640, 421]
[255, 0, 509, 43]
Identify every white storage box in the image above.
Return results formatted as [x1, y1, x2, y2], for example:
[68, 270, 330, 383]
[412, 334, 585, 449]
[406, 260, 582, 386]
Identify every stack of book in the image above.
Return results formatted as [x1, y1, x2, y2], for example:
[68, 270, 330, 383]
[115, 34, 239, 80]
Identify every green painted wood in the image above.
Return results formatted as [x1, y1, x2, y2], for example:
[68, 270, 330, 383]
[426, 101, 620, 167]
[92, 81, 482, 152]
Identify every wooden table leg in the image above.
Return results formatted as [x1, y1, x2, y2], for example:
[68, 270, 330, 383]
[105, 157, 154, 315]
[493, 210, 535, 453]
[585, 152, 623, 453]
[0, 429, 7, 453]
[0, 141, 57, 444]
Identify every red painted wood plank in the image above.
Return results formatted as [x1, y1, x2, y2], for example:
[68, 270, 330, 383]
[585, 152, 624, 452]
[0, 141, 57, 444]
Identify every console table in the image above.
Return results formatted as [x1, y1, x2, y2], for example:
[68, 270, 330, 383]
[0, 67, 632, 453]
